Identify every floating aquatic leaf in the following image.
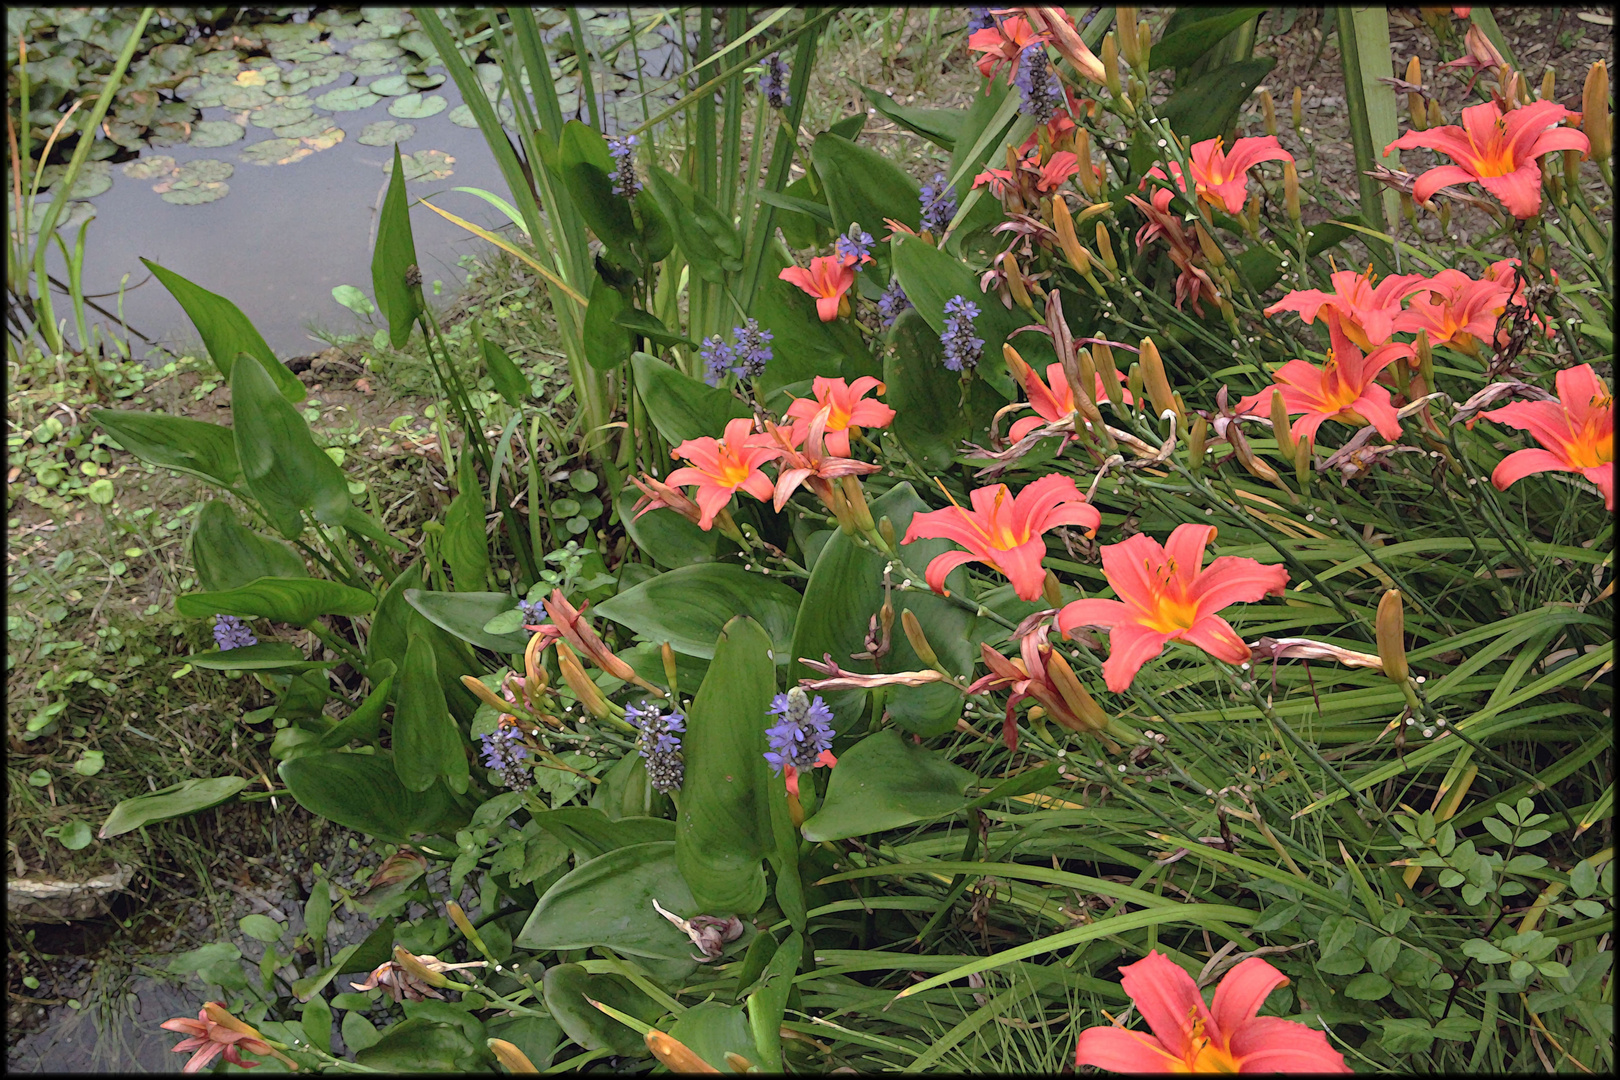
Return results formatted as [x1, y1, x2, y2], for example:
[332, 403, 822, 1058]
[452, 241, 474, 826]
[42, 160, 112, 199]
[359, 120, 416, 146]
[195, 52, 241, 75]
[397, 30, 439, 61]
[104, 118, 146, 148]
[406, 71, 445, 89]
[301, 127, 346, 152]
[189, 119, 245, 147]
[21, 195, 96, 236]
[352, 59, 398, 77]
[235, 69, 269, 87]
[251, 104, 315, 129]
[273, 116, 337, 139]
[281, 66, 343, 92]
[122, 155, 176, 181]
[350, 39, 405, 62]
[160, 182, 230, 206]
[148, 121, 195, 147]
[221, 85, 273, 110]
[170, 159, 234, 185]
[388, 93, 446, 120]
[368, 74, 411, 96]
[242, 137, 314, 166]
[316, 85, 381, 112]
[384, 149, 455, 182]
[447, 104, 477, 128]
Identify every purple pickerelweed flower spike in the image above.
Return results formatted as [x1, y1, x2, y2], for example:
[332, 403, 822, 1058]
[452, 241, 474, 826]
[763, 688, 836, 774]
[608, 133, 640, 197]
[919, 172, 958, 236]
[940, 295, 984, 372]
[967, 7, 997, 33]
[479, 726, 532, 790]
[1012, 42, 1061, 125]
[760, 53, 791, 109]
[700, 335, 737, 387]
[730, 318, 773, 380]
[213, 614, 257, 651]
[835, 225, 874, 268]
[626, 702, 686, 792]
[877, 278, 912, 329]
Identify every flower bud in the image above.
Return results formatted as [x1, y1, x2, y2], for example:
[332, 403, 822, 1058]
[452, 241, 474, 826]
[1188, 414, 1208, 469]
[645, 1030, 720, 1073]
[524, 629, 549, 695]
[878, 515, 896, 549]
[1283, 160, 1301, 222]
[1563, 148, 1581, 191]
[1427, 98, 1444, 129]
[1405, 57, 1425, 128]
[1376, 589, 1409, 685]
[1243, 195, 1261, 238]
[661, 641, 679, 696]
[1295, 432, 1313, 492]
[489, 1039, 540, 1073]
[1117, 7, 1141, 67]
[1137, 337, 1176, 419]
[394, 945, 451, 988]
[1046, 651, 1111, 732]
[840, 474, 875, 532]
[1126, 361, 1144, 404]
[1043, 568, 1064, 608]
[1438, 198, 1451, 234]
[1095, 222, 1117, 271]
[901, 608, 941, 669]
[1137, 21, 1153, 72]
[1076, 346, 1099, 403]
[447, 900, 489, 955]
[1540, 67, 1555, 101]
[1102, 33, 1122, 98]
[461, 675, 513, 714]
[1584, 61, 1610, 162]
[1053, 197, 1092, 274]
[724, 1053, 756, 1072]
[1399, 190, 1418, 227]
[1194, 220, 1225, 267]
[1259, 87, 1277, 135]
[1270, 389, 1296, 463]
[556, 641, 612, 720]
[1004, 251, 1036, 314]
[1414, 330, 1435, 396]
[1075, 129, 1102, 197]
[1291, 86, 1303, 130]
[1092, 342, 1124, 409]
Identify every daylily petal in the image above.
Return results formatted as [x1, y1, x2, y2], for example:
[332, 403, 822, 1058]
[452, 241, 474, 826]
[997, 537, 1052, 602]
[1101, 623, 1175, 692]
[1492, 447, 1580, 491]
[1210, 957, 1291, 1035]
[1073, 1026, 1184, 1073]
[1179, 613, 1252, 665]
[1187, 557, 1289, 611]
[1118, 951, 1213, 1058]
[1229, 1016, 1352, 1072]
[924, 549, 980, 596]
[1057, 597, 1131, 635]
[1475, 161, 1546, 219]
[1411, 163, 1482, 205]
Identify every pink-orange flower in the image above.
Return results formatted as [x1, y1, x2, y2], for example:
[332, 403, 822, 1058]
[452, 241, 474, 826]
[1385, 99, 1590, 218]
[1074, 951, 1350, 1073]
[968, 15, 1048, 85]
[780, 255, 857, 321]
[1235, 312, 1412, 444]
[1393, 268, 1513, 352]
[667, 417, 783, 529]
[522, 587, 642, 685]
[1263, 266, 1427, 351]
[1146, 136, 1294, 216]
[784, 376, 896, 457]
[1057, 524, 1288, 692]
[1004, 354, 1133, 441]
[974, 149, 1081, 197]
[903, 475, 1100, 602]
[162, 1003, 291, 1073]
[759, 414, 880, 513]
[1482, 363, 1614, 509]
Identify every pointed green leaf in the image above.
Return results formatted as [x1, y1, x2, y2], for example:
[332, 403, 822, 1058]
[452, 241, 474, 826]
[582, 275, 635, 371]
[558, 120, 638, 257]
[1160, 57, 1276, 145]
[320, 673, 393, 748]
[527, 808, 675, 857]
[746, 931, 802, 1071]
[187, 643, 335, 671]
[884, 308, 970, 469]
[228, 351, 356, 539]
[394, 629, 469, 794]
[811, 132, 922, 243]
[856, 86, 963, 151]
[667, 1002, 754, 1073]
[518, 841, 698, 959]
[99, 776, 249, 838]
[593, 564, 801, 663]
[190, 499, 306, 592]
[476, 324, 529, 405]
[614, 488, 718, 571]
[176, 577, 374, 624]
[630, 352, 751, 446]
[403, 589, 530, 654]
[541, 964, 660, 1058]
[278, 751, 457, 843]
[355, 1019, 483, 1072]
[443, 457, 490, 593]
[800, 729, 978, 841]
[1151, 8, 1267, 71]
[141, 259, 305, 401]
[372, 144, 423, 348]
[616, 307, 694, 347]
[89, 409, 243, 489]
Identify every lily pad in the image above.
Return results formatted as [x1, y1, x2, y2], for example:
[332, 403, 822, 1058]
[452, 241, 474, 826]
[273, 116, 337, 139]
[315, 85, 381, 112]
[220, 85, 273, 110]
[388, 93, 446, 120]
[301, 127, 345, 151]
[169, 159, 234, 185]
[367, 74, 411, 96]
[241, 137, 313, 166]
[384, 149, 455, 182]
[42, 160, 112, 199]
[122, 155, 176, 180]
[351, 59, 397, 77]
[153, 159, 234, 205]
[280, 66, 343, 92]
[189, 120, 245, 147]
[234, 69, 270, 87]
[406, 72, 445, 90]
[397, 30, 439, 61]
[447, 104, 478, 128]
[251, 104, 315, 129]
[160, 182, 229, 206]
[195, 52, 242, 75]
[358, 120, 415, 146]
[350, 39, 405, 62]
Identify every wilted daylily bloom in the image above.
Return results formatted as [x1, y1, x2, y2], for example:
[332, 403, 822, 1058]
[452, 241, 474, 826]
[162, 1003, 294, 1073]
[1058, 524, 1289, 692]
[1021, 6, 1107, 86]
[1125, 187, 1220, 314]
[667, 417, 783, 529]
[968, 622, 1109, 749]
[1074, 951, 1350, 1073]
[759, 414, 880, 517]
[1385, 99, 1589, 218]
[1393, 268, 1513, 353]
[779, 254, 857, 321]
[1235, 312, 1412, 444]
[903, 475, 1101, 602]
[651, 898, 745, 961]
[1482, 363, 1614, 509]
[350, 950, 485, 1003]
[1263, 266, 1427, 351]
[523, 588, 644, 687]
[784, 376, 896, 457]
[1146, 136, 1294, 215]
[628, 471, 706, 528]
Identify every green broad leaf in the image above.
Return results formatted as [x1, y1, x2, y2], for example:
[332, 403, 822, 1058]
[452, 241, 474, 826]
[1345, 972, 1393, 1000]
[389, 92, 447, 119]
[884, 308, 970, 469]
[558, 120, 637, 258]
[593, 564, 801, 664]
[789, 482, 977, 737]
[189, 119, 245, 147]
[99, 776, 249, 838]
[320, 673, 392, 748]
[629, 352, 751, 446]
[315, 84, 380, 112]
[676, 617, 777, 915]
[518, 841, 698, 959]
[1379, 1018, 1436, 1055]
[367, 73, 411, 96]
[614, 487, 718, 571]
[746, 931, 802, 1071]
[341, 1012, 380, 1053]
[370, 565, 477, 724]
[373, 144, 423, 349]
[527, 808, 675, 858]
[644, 165, 739, 281]
[616, 307, 694, 348]
[1151, 8, 1267, 71]
[890, 235, 1017, 399]
[485, 1016, 561, 1072]
[749, 267, 867, 397]
[582, 276, 635, 372]
[278, 751, 457, 843]
[240, 913, 285, 943]
[394, 630, 469, 794]
[443, 460, 490, 593]
[856, 84, 963, 151]
[756, 185, 835, 226]
[946, 72, 1014, 188]
[541, 964, 661, 1059]
[476, 326, 529, 406]
[190, 499, 305, 592]
[304, 880, 333, 950]
[177, 577, 374, 624]
[355, 1018, 484, 1072]
[404, 589, 531, 654]
[768, 175, 830, 249]
[89, 409, 243, 489]
[358, 119, 415, 146]
[667, 1002, 754, 1073]
[1159, 57, 1277, 144]
[811, 132, 922, 243]
[141, 259, 304, 401]
[634, 186, 673, 263]
[800, 728, 977, 841]
[300, 995, 333, 1055]
[186, 643, 334, 672]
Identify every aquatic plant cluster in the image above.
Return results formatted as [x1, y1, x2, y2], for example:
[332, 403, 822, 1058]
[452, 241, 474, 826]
[59, 5, 1612, 1075]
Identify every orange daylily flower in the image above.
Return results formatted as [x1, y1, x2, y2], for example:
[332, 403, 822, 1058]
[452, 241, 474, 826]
[903, 475, 1100, 602]
[1074, 951, 1350, 1073]
[780, 255, 857, 321]
[1393, 268, 1513, 353]
[967, 15, 1049, 85]
[1004, 354, 1133, 441]
[162, 1003, 296, 1073]
[1263, 266, 1428, 351]
[1021, 6, 1107, 86]
[974, 149, 1081, 197]
[1385, 99, 1590, 218]
[667, 417, 783, 529]
[1482, 363, 1614, 509]
[784, 376, 896, 457]
[1146, 136, 1294, 216]
[1057, 524, 1289, 692]
[1235, 312, 1412, 444]
[522, 588, 644, 686]
[759, 413, 880, 514]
